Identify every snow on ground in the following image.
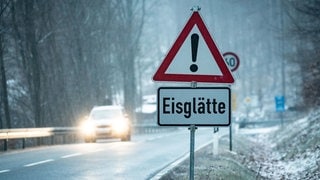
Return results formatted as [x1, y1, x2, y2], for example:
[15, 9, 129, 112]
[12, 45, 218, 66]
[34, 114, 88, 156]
[249, 109, 320, 179]
[160, 108, 320, 179]
[238, 126, 279, 135]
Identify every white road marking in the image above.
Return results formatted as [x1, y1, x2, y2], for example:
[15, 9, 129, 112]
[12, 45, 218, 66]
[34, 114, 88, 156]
[24, 159, 54, 167]
[61, 148, 104, 159]
[0, 169, 10, 173]
[90, 148, 104, 153]
[61, 153, 82, 159]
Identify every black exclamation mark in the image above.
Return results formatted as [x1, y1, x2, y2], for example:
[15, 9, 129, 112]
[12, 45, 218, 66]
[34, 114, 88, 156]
[190, 33, 199, 72]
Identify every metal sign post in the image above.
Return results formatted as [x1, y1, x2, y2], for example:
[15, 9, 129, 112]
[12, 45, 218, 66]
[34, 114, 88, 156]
[189, 81, 197, 180]
[213, 127, 219, 156]
[189, 124, 197, 180]
[229, 119, 233, 151]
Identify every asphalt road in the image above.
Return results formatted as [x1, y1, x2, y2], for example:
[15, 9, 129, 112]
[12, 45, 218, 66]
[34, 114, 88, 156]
[0, 127, 214, 180]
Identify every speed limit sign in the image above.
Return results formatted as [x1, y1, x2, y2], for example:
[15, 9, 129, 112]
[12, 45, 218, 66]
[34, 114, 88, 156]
[223, 52, 240, 72]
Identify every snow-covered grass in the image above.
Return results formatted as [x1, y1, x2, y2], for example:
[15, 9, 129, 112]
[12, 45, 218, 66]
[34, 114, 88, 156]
[160, 108, 320, 179]
[160, 135, 258, 180]
[240, 108, 320, 179]
[261, 109, 320, 179]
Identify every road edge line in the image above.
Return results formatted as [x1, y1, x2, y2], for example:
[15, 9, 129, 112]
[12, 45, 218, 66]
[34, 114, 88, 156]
[0, 169, 10, 174]
[149, 140, 213, 180]
[24, 159, 54, 167]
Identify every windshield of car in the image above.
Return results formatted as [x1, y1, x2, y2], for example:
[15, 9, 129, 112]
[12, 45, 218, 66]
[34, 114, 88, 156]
[90, 109, 122, 120]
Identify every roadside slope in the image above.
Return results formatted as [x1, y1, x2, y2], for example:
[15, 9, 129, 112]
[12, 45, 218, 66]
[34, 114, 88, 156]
[261, 109, 320, 179]
[160, 133, 263, 179]
[160, 109, 320, 179]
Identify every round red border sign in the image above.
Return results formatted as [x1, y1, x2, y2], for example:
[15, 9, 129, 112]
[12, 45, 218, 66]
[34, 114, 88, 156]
[223, 52, 240, 72]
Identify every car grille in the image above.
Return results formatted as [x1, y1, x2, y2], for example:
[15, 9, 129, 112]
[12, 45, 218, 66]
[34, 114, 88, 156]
[97, 125, 111, 128]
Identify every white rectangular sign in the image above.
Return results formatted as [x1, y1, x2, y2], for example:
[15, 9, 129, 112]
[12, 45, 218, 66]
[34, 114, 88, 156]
[157, 87, 231, 126]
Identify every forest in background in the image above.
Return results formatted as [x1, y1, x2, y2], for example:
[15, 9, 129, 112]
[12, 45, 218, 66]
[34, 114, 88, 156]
[0, 0, 147, 128]
[0, 0, 319, 129]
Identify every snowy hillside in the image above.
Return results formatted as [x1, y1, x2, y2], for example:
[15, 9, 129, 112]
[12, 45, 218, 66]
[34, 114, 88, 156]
[260, 109, 320, 179]
[161, 109, 320, 179]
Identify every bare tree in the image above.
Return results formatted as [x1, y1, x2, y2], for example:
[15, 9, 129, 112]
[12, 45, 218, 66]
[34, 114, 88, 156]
[1, 0, 149, 129]
[0, 0, 11, 128]
[286, 0, 320, 107]
[114, 0, 145, 122]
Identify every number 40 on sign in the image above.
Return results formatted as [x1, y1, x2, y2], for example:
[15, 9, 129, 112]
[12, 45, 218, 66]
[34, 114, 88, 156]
[223, 52, 240, 72]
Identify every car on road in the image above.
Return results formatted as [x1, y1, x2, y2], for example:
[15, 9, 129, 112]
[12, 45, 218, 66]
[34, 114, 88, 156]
[81, 105, 131, 142]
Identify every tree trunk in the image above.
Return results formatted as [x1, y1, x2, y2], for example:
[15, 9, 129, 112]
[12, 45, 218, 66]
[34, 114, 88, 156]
[0, 0, 11, 128]
[0, 33, 11, 128]
[24, 0, 42, 127]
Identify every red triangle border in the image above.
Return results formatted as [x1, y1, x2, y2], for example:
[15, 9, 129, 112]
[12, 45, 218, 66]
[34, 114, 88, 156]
[153, 11, 234, 83]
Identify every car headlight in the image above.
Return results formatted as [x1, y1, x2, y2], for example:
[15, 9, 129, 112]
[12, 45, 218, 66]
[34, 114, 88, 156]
[112, 119, 129, 135]
[81, 120, 95, 135]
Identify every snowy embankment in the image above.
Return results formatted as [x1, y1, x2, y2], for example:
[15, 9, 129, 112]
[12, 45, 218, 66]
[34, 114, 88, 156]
[253, 109, 320, 179]
[160, 109, 320, 179]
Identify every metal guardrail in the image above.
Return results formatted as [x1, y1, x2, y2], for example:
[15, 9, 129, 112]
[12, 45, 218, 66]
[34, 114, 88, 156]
[0, 125, 173, 151]
[0, 127, 80, 139]
[0, 127, 79, 151]
[1, 128, 52, 139]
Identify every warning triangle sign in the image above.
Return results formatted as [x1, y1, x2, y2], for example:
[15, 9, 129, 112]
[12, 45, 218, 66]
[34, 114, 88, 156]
[153, 11, 234, 83]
